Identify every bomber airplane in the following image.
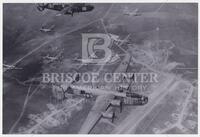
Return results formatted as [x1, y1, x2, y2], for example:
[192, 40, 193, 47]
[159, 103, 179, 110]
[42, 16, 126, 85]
[40, 25, 55, 33]
[53, 53, 148, 133]
[109, 33, 130, 45]
[123, 8, 142, 16]
[77, 54, 148, 133]
[3, 64, 22, 72]
[36, 3, 94, 16]
[42, 52, 63, 64]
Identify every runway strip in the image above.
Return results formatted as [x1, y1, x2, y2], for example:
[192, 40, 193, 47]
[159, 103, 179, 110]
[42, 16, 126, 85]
[112, 74, 176, 133]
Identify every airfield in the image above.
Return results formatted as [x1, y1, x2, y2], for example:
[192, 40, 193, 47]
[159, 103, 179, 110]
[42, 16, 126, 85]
[3, 3, 198, 134]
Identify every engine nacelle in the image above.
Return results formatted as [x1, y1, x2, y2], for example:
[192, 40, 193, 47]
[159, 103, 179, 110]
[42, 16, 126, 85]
[79, 90, 93, 98]
[110, 100, 121, 106]
[52, 85, 65, 100]
[123, 96, 148, 105]
[102, 111, 115, 122]
[84, 93, 93, 98]
[110, 99, 123, 113]
[116, 84, 130, 93]
[120, 84, 129, 90]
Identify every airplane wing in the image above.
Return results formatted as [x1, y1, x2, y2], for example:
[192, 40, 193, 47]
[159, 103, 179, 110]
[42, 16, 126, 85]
[79, 94, 114, 133]
[57, 6, 72, 16]
[79, 54, 131, 133]
[3, 64, 12, 68]
[49, 25, 55, 30]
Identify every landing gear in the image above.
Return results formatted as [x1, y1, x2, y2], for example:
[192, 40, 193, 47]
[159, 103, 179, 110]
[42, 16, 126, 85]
[111, 112, 115, 123]
[120, 101, 123, 113]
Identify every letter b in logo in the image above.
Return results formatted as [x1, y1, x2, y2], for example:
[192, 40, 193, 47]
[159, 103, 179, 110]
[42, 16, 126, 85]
[82, 33, 112, 64]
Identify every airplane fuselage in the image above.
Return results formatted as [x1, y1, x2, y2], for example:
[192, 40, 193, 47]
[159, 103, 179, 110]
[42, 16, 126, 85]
[37, 3, 94, 15]
[40, 29, 52, 32]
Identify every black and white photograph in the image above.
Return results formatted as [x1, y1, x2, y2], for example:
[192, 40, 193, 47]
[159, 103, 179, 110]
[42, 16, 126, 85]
[2, 2, 198, 134]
